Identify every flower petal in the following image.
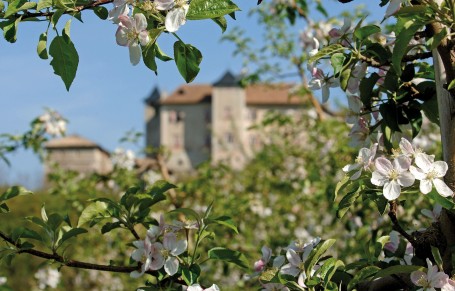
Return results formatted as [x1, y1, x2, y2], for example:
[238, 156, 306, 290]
[164, 257, 179, 276]
[280, 263, 300, 277]
[415, 153, 433, 172]
[134, 13, 147, 31]
[286, 249, 301, 266]
[420, 179, 433, 194]
[433, 178, 453, 197]
[433, 161, 448, 177]
[410, 166, 426, 180]
[383, 181, 401, 200]
[410, 270, 427, 286]
[129, 42, 141, 65]
[371, 171, 387, 186]
[398, 171, 415, 187]
[165, 6, 188, 33]
[115, 26, 129, 46]
[375, 157, 393, 176]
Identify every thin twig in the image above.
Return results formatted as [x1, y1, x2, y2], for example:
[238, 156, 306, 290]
[388, 201, 416, 245]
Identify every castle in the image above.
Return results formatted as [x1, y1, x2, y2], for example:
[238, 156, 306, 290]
[144, 71, 304, 172]
[45, 72, 306, 175]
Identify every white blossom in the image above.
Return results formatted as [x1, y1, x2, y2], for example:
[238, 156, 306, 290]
[410, 153, 453, 197]
[35, 268, 61, 289]
[111, 147, 135, 170]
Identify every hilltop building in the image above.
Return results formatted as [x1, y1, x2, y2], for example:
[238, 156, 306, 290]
[144, 71, 304, 172]
[44, 135, 113, 176]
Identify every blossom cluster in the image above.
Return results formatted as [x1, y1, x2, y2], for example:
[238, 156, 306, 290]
[108, 0, 189, 65]
[37, 109, 66, 137]
[411, 259, 455, 291]
[34, 267, 61, 289]
[343, 138, 453, 201]
[252, 237, 321, 290]
[111, 147, 136, 170]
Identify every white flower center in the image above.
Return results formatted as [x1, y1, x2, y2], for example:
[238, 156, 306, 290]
[416, 275, 428, 287]
[427, 169, 438, 180]
[161, 249, 170, 258]
[389, 169, 399, 180]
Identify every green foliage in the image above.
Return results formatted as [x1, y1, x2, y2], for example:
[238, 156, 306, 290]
[49, 35, 79, 91]
[173, 41, 203, 83]
[187, 0, 240, 20]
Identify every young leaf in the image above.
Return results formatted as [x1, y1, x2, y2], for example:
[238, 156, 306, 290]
[309, 44, 344, 63]
[155, 43, 173, 61]
[187, 0, 240, 20]
[347, 266, 380, 290]
[207, 247, 249, 269]
[304, 239, 336, 277]
[142, 42, 157, 73]
[174, 41, 202, 83]
[1, 17, 22, 43]
[59, 228, 87, 245]
[374, 265, 422, 279]
[0, 186, 32, 201]
[49, 35, 79, 91]
[354, 25, 380, 41]
[211, 16, 227, 33]
[4, 0, 36, 18]
[37, 32, 48, 59]
[206, 216, 238, 233]
[77, 201, 110, 227]
[92, 6, 108, 20]
[337, 187, 361, 218]
[392, 18, 424, 75]
[36, 0, 52, 10]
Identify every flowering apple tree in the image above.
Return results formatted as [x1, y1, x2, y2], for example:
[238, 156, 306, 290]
[3, 0, 455, 290]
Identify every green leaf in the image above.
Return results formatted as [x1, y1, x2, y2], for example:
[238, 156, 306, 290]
[51, 9, 65, 28]
[425, 189, 455, 210]
[340, 68, 351, 91]
[155, 42, 172, 61]
[334, 175, 350, 201]
[77, 201, 110, 227]
[421, 97, 439, 124]
[47, 213, 63, 231]
[426, 27, 447, 51]
[330, 53, 346, 77]
[304, 239, 336, 277]
[41, 204, 48, 222]
[374, 236, 390, 258]
[174, 41, 202, 83]
[36, 0, 52, 10]
[142, 42, 157, 73]
[4, 0, 36, 18]
[62, 19, 72, 43]
[448, 79, 455, 90]
[317, 258, 344, 285]
[337, 187, 361, 218]
[11, 227, 42, 242]
[101, 221, 122, 234]
[431, 246, 443, 270]
[60, 228, 87, 245]
[1, 16, 21, 43]
[208, 247, 249, 269]
[181, 265, 200, 285]
[354, 25, 381, 41]
[206, 216, 238, 233]
[49, 35, 79, 91]
[92, 6, 108, 20]
[211, 16, 227, 33]
[379, 102, 401, 132]
[359, 73, 380, 108]
[0, 186, 32, 201]
[0, 203, 9, 213]
[392, 18, 424, 75]
[374, 265, 422, 279]
[169, 208, 201, 226]
[347, 266, 380, 290]
[187, 0, 240, 20]
[309, 44, 345, 63]
[37, 32, 48, 59]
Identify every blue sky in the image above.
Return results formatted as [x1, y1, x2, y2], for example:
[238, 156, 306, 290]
[0, 0, 384, 188]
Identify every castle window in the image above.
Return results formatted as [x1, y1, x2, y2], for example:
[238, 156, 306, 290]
[169, 110, 177, 123]
[223, 106, 232, 119]
[225, 132, 234, 144]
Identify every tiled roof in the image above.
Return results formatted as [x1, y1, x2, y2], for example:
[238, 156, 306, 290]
[46, 135, 109, 155]
[160, 83, 302, 105]
[160, 85, 212, 105]
[245, 84, 301, 105]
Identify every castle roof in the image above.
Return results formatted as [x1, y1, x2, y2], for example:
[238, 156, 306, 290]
[159, 83, 301, 106]
[46, 135, 110, 155]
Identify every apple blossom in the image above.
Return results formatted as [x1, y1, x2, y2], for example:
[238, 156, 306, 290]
[253, 246, 285, 273]
[154, 0, 175, 10]
[261, 283, 290, 291]
[34, 268, 61, 289]
[328, 17, 351, 43]
[384, 0, 405, 19]
[0, 277, 6, 286]
[165, 3, 189, 32]
[371, 156, 415, 200]
[108, 0, 130, 24]
[156, 232, 187, 275]
[308, 68, 339, 103]
[116, 13, 150, 65]
[187, 283, 220, 291]
[343, 143, 378, 180]
[38, 109, 66, 136]
[411, 258, 451, 291]
[421, 204, 442, 222]
[111, 147, 135, 170]
[410, 153, 453, 197]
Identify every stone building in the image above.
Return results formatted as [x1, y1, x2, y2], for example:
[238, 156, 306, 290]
[44, 135, 112, 176]
[144, 71, 304, 172]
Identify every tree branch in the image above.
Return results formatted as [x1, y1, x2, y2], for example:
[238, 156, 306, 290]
[12, 0, 114, 21]
[388, 201, 416, 245]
